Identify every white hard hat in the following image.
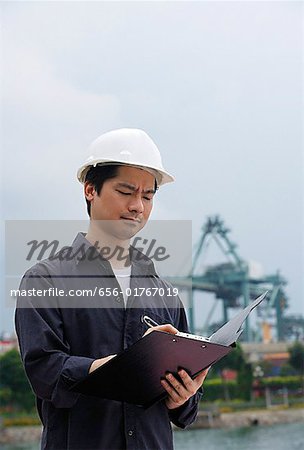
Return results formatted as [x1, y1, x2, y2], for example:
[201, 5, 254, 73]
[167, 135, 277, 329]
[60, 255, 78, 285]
[77, 128, 174, 186]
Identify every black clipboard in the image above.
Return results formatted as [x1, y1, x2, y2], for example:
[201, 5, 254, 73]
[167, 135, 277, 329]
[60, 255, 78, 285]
[70, 292, 267, 408]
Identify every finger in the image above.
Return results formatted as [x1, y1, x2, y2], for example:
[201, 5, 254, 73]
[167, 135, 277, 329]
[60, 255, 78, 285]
[161, 379, 183, 404]
[177, 370, 198, 395]
[166, 373, 189, 396]
[143, 324, 178, 337]
[154, 324, 178, 334]
[194, 367, 210, 384]
[178, 369, 195, 390]
[179, 367, 209, 382]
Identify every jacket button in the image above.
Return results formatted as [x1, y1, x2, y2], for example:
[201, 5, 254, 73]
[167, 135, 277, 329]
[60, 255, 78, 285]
[128, 430, 134, 436]
[115, 296, 121, 303]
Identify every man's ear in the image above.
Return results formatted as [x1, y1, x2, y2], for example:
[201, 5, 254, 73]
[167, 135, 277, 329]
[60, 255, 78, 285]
[84, 182, 95, 201]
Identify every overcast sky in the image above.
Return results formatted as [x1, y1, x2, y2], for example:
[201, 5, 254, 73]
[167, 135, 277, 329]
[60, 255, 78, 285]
[1, 1, 303, 334]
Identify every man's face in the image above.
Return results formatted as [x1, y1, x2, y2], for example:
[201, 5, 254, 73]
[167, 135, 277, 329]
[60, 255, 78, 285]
[85, 165, 156, 241]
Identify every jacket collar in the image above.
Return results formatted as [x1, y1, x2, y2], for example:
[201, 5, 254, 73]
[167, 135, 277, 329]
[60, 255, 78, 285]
[71, 232, 157, 276]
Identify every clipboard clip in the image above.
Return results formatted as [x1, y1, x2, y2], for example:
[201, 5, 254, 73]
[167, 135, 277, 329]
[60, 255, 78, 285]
[141, 315, 159, 329]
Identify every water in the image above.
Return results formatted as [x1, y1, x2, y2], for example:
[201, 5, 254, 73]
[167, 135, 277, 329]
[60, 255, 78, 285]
[174, 422, 304, 450]
[1, 422, 303, 450]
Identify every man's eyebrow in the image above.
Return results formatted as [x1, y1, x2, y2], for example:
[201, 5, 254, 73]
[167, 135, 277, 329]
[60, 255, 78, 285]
[116, 182, 156, 194]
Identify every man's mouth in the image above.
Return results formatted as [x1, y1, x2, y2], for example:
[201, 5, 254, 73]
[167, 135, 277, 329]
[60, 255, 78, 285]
[120, 216, 141, 224]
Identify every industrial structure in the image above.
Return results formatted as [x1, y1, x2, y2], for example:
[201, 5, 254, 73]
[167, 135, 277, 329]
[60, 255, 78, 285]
[169, 216, 303, 342]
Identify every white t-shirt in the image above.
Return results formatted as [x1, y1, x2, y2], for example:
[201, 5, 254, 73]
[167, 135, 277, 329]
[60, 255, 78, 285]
[111, 265, 132, 307]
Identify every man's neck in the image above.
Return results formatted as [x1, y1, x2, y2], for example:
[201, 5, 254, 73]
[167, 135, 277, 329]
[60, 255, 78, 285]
[85, 223, 131, 269]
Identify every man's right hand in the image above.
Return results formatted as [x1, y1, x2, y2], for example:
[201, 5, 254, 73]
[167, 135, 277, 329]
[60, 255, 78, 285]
[89, 354, 117, 374]
[143, 324, 178, 337]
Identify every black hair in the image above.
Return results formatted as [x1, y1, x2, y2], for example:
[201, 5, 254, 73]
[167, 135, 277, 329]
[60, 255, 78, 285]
[85, 165, 118, 217]
[84, 164, 158, 217]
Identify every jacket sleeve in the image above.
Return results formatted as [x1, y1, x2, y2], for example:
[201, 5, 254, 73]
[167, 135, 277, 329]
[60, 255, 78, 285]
[15, 267, 95, 409]
[168, 302, 203, 428]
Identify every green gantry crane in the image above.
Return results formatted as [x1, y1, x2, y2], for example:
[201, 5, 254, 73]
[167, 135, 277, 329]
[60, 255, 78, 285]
[168, 215, 288, 342]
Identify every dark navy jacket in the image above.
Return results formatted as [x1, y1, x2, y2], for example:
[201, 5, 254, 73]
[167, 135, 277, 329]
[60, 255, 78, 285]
[15, 233, 201, 450]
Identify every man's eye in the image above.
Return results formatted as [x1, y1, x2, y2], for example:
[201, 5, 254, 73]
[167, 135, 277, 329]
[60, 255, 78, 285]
[117, 190, 131, 196]
[143, 196, 153, 201]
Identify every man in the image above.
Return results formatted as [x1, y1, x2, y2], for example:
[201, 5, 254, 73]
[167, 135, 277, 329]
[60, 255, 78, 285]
[15, 128, 208, 449]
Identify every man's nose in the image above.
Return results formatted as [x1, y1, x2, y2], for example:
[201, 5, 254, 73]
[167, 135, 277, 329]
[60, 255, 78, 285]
[127, 195, 144, 214]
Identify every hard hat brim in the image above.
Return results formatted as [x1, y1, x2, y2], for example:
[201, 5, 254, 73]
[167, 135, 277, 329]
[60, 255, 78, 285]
[77, 159, 175, 186]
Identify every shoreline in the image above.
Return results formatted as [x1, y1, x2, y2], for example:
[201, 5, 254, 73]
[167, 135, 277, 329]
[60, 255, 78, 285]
[185, 406, 304, 430]
[1, 408, 303, 444]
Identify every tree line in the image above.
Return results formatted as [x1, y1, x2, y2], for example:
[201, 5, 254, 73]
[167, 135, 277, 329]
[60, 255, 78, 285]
[0, 342, 303, 411]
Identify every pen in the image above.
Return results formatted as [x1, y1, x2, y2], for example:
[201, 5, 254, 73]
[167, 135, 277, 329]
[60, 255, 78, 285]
[142, 315, 159, 328]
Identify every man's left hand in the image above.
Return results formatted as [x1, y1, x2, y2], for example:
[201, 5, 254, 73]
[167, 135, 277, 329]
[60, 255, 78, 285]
[161, 367, 209, 410]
